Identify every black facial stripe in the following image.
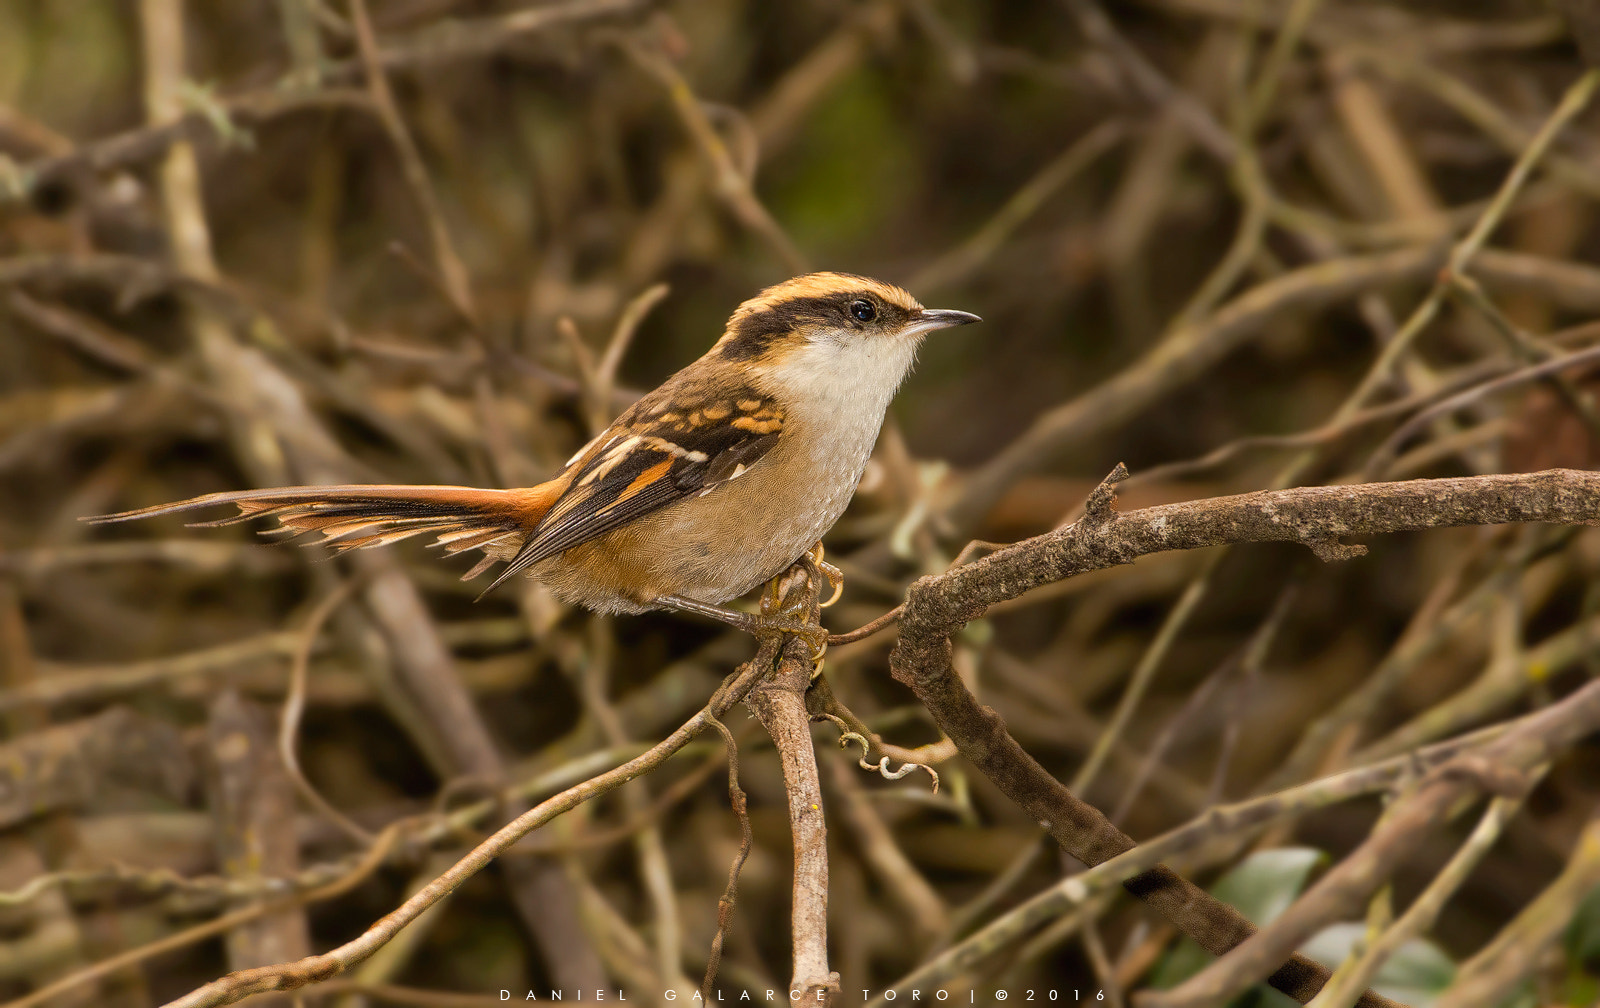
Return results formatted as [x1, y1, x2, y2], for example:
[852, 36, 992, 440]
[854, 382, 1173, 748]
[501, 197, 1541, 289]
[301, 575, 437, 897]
[720, 292, 913, 360]
[721, 295, 841, 360]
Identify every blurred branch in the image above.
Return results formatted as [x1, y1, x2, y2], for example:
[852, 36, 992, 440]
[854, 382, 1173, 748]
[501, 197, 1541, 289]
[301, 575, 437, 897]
[874, 715, 1511, 1000]
[0, 707, 192, 828]
[13, 631, 304, 713]
[203, 689, 314, 989]
[1433, 811, 1600, 1008]
[1306, 785, 1533, 1008]
[8, 0, 645, 206]
[1342, 67, 1600, 414]
[1061, 0, 1237, 161]
[348, 0, 475, 323]
[160, 645, 779, 1008]
[1365, 340, 1600, 477]
[1145, 680, 1600, 1008]
[9, 821, 403, 1008]
[912, 120, 1127, 292]
[621, 35, 811, 275]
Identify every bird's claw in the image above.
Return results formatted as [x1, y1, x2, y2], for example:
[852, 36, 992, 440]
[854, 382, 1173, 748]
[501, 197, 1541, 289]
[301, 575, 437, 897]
[753, 545, 837, 675]
[803, 543, 845, 608]
[747, 613, 828, 672]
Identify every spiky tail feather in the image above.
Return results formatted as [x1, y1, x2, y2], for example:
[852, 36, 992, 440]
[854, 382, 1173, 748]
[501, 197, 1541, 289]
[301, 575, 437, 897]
[85, 483, 562, 583]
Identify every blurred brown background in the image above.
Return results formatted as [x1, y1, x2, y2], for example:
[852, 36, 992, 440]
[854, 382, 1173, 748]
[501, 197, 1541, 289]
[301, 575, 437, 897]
[3, 1, 1600, 1005]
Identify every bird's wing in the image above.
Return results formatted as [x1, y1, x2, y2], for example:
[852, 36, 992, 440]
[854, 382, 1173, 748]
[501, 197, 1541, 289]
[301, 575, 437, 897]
[480, 383, 785, 593]
[83, 380, 786, 597]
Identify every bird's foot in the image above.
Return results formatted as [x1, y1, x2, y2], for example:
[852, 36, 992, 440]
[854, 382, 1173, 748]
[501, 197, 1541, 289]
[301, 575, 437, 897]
[750, 612, 829, 671]
[659, 547, 834, 674]
[656, 592, 828, 670]
[804, 542, 845, 609]
[762, 553, 831, 674]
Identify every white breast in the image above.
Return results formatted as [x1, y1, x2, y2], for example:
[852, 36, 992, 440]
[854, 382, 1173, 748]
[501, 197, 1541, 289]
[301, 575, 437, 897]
[656, 333, 921, 603]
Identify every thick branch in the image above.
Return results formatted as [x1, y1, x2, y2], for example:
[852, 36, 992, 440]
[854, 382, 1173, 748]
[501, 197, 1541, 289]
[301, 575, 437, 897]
[890, 467, 1600, 1008]
[903, 468, 1600, 658]
[944, 251, 1600, 535]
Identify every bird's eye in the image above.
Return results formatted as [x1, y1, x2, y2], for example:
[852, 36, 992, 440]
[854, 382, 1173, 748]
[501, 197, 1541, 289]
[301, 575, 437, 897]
[849, 299, 876, 323]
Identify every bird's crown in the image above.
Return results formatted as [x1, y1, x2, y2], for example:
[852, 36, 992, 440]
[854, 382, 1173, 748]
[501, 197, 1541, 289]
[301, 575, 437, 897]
[715, 272, 925, 362]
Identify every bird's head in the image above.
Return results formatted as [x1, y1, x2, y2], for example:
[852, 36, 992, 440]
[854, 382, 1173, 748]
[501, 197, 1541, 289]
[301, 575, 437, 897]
[715, 272, 979, 408]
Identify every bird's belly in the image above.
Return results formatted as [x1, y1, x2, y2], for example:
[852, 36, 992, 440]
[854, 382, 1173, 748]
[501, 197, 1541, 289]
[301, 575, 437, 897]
[530, 431, 868, 613]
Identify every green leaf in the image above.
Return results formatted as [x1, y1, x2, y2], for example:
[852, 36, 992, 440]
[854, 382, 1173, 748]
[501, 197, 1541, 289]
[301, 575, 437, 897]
[1209, 848, 1328, 927]
[1564, 882, 1600, 963]
[1149, 847, 1326, 992]
[1302, 922, 1456, 1008]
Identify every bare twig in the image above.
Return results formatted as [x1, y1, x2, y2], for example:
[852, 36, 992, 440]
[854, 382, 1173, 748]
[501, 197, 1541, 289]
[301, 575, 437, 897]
[827, 605, 903, 646]
[1305, 785, 1535, 1008]
[1141, 684, 1600, 1008]
[160, 647, 778, 1008]
[279, 578, 372, 846]
[1433, 812, 1600, 1008]
[700, 714, 752, 1000]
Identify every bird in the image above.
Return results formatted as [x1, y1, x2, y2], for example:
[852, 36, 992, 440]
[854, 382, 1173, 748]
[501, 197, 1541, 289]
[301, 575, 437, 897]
[87, 272, 980, 646]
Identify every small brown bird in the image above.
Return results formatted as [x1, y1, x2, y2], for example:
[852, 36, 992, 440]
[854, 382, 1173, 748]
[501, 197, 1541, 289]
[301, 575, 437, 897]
[89, 273, 978, 639]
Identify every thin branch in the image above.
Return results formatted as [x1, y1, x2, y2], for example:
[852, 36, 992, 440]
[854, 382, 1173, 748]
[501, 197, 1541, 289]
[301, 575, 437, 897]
[1365, 341, 1600, 477]
[892, 466, 1600, 1007]
[870, 718, 1513, 1002]
[701, 714, 752, 1000]
[158, 646, 779, 1008]
[827, 605, 903, 645]
[279, 577, 372, 846]
[1141, 683, 1600, 1008]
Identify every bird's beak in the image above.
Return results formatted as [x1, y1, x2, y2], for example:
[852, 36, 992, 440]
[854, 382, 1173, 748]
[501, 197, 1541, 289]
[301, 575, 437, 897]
[904, 308, 982, 337]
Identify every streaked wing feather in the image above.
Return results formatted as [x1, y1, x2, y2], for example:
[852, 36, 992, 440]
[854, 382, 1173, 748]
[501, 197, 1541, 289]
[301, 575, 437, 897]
[480, 407, 784, 594]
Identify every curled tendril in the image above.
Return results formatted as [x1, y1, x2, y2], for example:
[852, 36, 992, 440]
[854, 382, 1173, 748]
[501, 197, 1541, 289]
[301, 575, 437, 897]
[820, 715, 940, 793]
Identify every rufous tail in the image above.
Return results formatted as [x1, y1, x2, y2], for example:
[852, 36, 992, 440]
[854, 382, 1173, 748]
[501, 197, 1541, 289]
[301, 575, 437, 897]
[84, 483, 563, 582]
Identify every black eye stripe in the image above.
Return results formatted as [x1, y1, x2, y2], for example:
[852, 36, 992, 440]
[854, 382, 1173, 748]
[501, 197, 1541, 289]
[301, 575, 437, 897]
[720, 292, 909, 359]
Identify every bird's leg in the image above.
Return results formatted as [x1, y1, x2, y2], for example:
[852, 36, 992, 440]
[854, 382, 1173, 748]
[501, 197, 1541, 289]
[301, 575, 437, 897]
[656, 593, 829, 667]
[772, 553, 829, 675]
[657, 553, 831, 668]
